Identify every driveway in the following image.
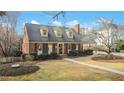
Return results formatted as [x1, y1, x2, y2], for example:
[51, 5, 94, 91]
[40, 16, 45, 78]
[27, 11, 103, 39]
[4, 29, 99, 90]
[94, 51, 124, 57]
[64, 58, 124, 76]
[112, 52, 124, 57]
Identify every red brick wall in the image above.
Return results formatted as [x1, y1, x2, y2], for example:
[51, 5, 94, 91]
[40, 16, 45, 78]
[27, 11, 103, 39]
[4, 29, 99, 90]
[29, 43, 37, 53]
[22, 27, 29, 54]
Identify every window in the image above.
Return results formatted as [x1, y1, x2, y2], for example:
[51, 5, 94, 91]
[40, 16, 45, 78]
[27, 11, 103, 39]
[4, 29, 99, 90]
[43, 30, 47, 36]
[66, 29, 73, 38]
[54, 27, 62, 37]
[69, 31, 73, 37]
[40, 26, 48, 37]
[38, 44, 42, 51]
[56, 30, 61, 37]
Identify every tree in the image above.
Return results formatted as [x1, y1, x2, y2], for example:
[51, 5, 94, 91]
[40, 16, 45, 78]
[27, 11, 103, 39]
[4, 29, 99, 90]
[115, 40, 124, 51]
[0, 12, 19, 57]
[0, 11, 6, 16]
[94, 18, 121, 55]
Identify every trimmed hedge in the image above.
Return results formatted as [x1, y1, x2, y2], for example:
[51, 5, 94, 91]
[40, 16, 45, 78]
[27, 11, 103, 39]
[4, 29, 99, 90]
[68, 49, 78, 56]
[22, 53, 37, 61]
[50, 52, 59, 59]
[37, 53, 50, 60]
[22, 52, 59, 61]
[37, 52, 59, 60]
[68, 49, 93, 57]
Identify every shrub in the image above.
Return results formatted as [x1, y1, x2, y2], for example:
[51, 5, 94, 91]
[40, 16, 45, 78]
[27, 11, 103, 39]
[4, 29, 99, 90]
[25, 54, 34, 61]
[30, 53, 37, 60]
[22, 53, 38, 61]
[84, 49, 93, 55]
[50, 52, 59, 59]
[13, 50, 22, 57]
[78, 50, 84, 56]
[68, 49, 93, 57]
[68, 49, 78, 56]
[22, 52, 60, 61]
[37, 53, 50, 60]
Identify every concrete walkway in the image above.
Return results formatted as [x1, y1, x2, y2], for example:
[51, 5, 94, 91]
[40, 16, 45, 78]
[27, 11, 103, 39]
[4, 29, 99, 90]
[112, 52, 124, 57]
[64, 58, 124, 76]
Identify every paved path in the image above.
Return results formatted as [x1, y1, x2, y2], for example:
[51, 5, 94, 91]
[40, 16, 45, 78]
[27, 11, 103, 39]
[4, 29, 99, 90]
[112, 52, 124, 57]
[94, 51, 124, 58]
[64, 58, 124, 76]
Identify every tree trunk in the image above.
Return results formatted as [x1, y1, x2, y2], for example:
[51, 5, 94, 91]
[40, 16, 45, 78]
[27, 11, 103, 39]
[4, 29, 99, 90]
[107, 47, 112, 59]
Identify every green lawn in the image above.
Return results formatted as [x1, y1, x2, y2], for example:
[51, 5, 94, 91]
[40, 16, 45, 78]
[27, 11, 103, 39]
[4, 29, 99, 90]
[0, 59, 124, 81]
[74, 55, 124, 72]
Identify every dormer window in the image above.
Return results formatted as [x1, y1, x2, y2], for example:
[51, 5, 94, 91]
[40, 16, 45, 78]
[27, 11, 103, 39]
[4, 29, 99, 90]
[66, 29, 73, 38]
[54, 27, 62, 37]
[40, 26, 48, 37]
[69, 31, 73, 37]
[43, 29, 47, 36]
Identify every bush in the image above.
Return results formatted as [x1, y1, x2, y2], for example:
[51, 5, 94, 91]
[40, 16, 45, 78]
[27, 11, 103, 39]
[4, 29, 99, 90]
[22, 53, 38, 61]
[68, 49, 78, 56]
[13, 50, 22, 57]
[37, 53, 50, 60]
[84, 49, 93, 55]
[50, 52, 59, 59]
[68, 49, 93, 57]
[25, 54, 34, 61]
[78, 50, 84, 56]
[22, 52, 60, 61]
[0, 66, 40, 76]
[30, 53, 37, 60]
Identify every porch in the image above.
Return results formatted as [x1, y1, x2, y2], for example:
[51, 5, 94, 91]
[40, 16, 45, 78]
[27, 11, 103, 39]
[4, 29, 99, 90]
[29, 42, 82, 55]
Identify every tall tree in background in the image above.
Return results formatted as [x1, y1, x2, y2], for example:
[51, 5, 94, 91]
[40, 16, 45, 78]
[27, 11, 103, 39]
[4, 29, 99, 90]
[94, 18, 121, 55]
[0, 11, 6, 16]
[0, 12, 19, 57]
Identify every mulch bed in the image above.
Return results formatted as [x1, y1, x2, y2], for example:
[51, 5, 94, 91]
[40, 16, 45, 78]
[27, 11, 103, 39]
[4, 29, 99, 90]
[0, 61, 41, 76]
[0, 65, 40, 76]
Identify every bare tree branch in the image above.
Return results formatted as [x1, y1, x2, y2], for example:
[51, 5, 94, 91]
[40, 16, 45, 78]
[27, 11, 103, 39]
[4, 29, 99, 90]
[94, 18, 121, 54]
[0, 12, 19, 57]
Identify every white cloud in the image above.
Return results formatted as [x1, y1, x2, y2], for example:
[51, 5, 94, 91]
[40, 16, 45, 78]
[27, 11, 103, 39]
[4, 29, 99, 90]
[66, 20, 79, 27]
[81, 22, 99, 29]
[31, 20, 40, 24]
[52, 21, 62, 26]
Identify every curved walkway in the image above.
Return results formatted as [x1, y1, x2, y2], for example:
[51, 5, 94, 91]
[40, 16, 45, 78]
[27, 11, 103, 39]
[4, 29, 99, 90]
[64, 58, 124, 76]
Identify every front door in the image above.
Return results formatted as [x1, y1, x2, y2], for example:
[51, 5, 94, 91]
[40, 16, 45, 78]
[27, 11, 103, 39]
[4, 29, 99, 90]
[58, 44, 63, 54]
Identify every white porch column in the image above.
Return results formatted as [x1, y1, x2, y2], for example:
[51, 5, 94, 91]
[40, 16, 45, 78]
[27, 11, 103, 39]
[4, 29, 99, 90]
[48, 44, 52, 54]
[68, 44, 71, 53]
[76, 44, 78, 50]
[37, 44, 43, 55]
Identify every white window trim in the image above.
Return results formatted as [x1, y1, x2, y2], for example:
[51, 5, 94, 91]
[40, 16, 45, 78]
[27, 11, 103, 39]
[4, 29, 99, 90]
[40, 29, 48, 37]
[66, 30, 73, 38]
[54, 30, 62, 38]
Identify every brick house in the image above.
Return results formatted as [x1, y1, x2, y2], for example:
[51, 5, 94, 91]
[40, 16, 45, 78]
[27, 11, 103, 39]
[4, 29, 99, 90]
[22, 23, 86, 55]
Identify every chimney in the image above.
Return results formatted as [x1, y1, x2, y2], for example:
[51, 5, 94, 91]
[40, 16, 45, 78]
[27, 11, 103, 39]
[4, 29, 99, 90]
[75, 24, 80, 34]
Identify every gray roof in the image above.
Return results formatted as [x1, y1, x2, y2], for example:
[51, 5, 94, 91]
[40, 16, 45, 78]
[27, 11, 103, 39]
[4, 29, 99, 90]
[25, 23, 82, 42]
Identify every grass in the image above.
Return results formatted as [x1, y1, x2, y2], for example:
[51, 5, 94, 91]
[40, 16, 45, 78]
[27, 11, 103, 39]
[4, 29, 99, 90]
[0, 59, 124, 80]
[74, 55, 124, 72]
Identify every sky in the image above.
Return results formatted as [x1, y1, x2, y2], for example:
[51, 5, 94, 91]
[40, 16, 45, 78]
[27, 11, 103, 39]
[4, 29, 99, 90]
[16, 11, 124, 35]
